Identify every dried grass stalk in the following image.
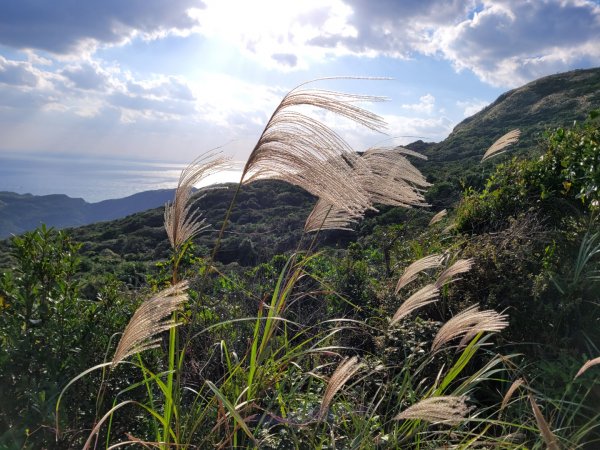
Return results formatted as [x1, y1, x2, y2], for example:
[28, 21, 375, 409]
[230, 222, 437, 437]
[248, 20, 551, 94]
[435, 258, 474, 288]
[391, 284, 439, 325]
[429, 209, 447, 226]
[304, 199, 364, 233]
[395, 395, 472, 424]
[500, 378, 525, 411]
[359, 146, 430, 208]
[111, 282, 188, 368]
[431, 305, 508, 352]
[575, 356, 600, 378]
[395, 254, 444, 293]
[529, 395, 560, 450]
[242, 85, 386, 216]
[482, 129, 521, 162]
[318, 356, 363, 419]
[165, 152, 231, 250]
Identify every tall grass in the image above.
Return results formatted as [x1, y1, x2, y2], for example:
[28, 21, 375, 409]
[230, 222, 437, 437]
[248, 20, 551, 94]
[55, 81, 599, 449]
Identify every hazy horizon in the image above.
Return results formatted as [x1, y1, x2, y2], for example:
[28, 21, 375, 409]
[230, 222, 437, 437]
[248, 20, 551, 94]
[0, 152, 243, 202]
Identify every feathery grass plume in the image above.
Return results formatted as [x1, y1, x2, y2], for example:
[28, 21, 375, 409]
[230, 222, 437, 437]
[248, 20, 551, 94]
[575, 356, 600, 378]
[442, 222, 456, 234]
[391, 284, 439, 325]
[395, 395, 472, 424]
[500, 378, 525, 411]
[241, 82, 387, 216]
[431, 305, 508, 352]
[359, 146, 430, 208]
[529, 395, 561, 450]
[318, 356, 363, 420]
[481, 129, 521, 162]
[304, 198, 364, 233]
[111, 282, 188, 368]
[395, 254, 444, 293]
[165, 152, 231, 251]
[434, 258, 474, 288]
[429, 209, 447, 226]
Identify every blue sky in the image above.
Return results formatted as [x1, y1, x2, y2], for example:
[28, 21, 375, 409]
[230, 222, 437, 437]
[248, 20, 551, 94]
[0, 0, 599, 169]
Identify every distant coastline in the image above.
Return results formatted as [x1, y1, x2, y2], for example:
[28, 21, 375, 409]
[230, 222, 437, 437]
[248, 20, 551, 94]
[0, 152, 242, 202]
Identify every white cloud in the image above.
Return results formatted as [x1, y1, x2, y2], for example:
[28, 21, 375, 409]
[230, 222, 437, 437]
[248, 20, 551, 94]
[402, 94, 436, 114]
[457, 98, 489, 117]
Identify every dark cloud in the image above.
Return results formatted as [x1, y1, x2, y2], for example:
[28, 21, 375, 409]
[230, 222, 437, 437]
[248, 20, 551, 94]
[305, 0, 600, 85]
[437, 0, 600, 85]
[271, 53, 298, 67]
[0, 0, 204, 54]
[307, 0, 473, 56]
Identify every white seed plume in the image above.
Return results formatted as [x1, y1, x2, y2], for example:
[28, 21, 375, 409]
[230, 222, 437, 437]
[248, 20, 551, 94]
[432, 305, 508, 352]
[318, 356, 363, 420]
[435, 258, 474, 288]
[164, 152, 231, 250]
[359, 146, 430, 208]
[242, 84, 386, 216]
[395, 395, 472, 424]
[111, 282, 188, 368]
[395, 254, 444, 293]
[529, 395, 560, 450]
[304, 199, 364, 233]
[482, 129, 521, 162]
[575, 356, 600, 378]
[391, 284, 439, 325]
[500, 378, 525, 411]
[429, 209, 447, 226]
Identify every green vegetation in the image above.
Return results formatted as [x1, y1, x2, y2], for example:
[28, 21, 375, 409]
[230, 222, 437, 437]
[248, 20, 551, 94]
[0, 73, 599, 449]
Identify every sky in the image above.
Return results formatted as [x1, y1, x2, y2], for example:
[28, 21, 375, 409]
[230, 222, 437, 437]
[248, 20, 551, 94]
[0, 0, 599, 170]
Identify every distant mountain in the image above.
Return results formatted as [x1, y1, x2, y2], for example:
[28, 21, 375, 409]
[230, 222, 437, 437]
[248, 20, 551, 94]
[0, 189, 177, 238]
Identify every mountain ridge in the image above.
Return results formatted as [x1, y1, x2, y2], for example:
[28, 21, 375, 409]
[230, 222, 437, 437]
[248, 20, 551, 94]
[0, 189, 177, 238]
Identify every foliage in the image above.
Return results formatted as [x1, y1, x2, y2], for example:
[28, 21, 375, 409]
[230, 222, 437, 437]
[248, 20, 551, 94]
[0, 226, 138, 449]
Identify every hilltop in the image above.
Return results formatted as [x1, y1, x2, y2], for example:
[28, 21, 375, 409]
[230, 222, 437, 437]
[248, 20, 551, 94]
[416, 67, 600, 206]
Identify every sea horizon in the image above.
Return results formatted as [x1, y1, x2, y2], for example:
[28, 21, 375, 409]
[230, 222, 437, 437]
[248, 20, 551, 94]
[0, 152, 243, 203]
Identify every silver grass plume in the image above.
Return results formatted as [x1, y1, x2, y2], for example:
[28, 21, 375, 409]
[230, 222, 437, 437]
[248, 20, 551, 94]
[575, 356, 600, 378]
[395, 254, 444, 293]
[395, 395, 472, 424]
[164, 152, 232, 251]
[500, 378, 525, 411]
[429, 209, 447, 226]
[318, 356, 363, 420]
[435, 258, 474, 288]
[431, 305, 508, 352]
[111, 282, 188, 368]
[481, 129, 521, 162]
[390, 284, 439, 325]
[529, 395, 561, 450]
[304, 198, 364, 233]
[242, 83, 387, 217]
[358, 146, 430, 208]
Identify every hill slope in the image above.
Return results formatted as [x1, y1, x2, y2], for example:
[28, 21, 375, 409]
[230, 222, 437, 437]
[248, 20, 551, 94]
[416, 67, 600, 206]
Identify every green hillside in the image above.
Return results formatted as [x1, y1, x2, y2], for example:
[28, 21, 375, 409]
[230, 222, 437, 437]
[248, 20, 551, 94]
[417, 67, 600, 206]
[0, 69, 598, 449]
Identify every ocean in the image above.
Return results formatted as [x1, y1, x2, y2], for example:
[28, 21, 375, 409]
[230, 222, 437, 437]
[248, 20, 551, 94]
[0, 152, 242, 203]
